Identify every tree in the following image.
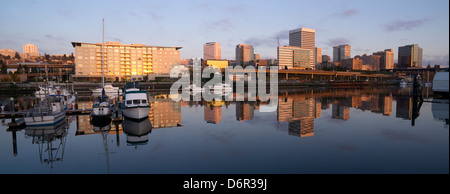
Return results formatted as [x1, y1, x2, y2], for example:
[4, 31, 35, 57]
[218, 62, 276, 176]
[17, 64, 23, 74]
[1, 63, 7, 74]
[14, 52, 21, 59]
[31, 66, 38, 73]
[23, 65, 29, 74]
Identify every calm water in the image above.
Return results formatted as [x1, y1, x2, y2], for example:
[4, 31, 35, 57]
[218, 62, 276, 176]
[0, 86, 448, 174]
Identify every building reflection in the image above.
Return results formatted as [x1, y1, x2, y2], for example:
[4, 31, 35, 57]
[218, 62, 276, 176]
[204, 101, 223, 124]
[149, 94, 182, 129]
[277, 95, 319, 137]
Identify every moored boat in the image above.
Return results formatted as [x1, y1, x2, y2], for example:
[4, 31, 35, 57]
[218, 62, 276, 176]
[121, 83, 151, 120]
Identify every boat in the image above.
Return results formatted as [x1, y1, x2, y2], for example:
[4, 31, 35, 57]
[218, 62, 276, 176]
[24, 96, 66, 127]
[122, 117, 152, 146]
[432, 72, 449, 95]
[91, 89, 112, 119]
[121, 83, 151, 120]
[91, 84, 122, 97]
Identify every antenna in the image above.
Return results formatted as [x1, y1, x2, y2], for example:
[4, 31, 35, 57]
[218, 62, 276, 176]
[102, 18, 105, 88]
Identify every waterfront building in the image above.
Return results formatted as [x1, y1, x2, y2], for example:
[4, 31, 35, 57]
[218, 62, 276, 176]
[235, 44, 254, 66]
[333, 44, 351, 62]
[397, 44, 422, 69]
[277, 46, 314, 70]
[203, 59, 229, 69]
[341, 57, 362, 70]
[203, 42, 221, 60]
[23, 44, 39, 58]
[362, 54, 381, 71]
[71, 41, 181, 81]
[315, 47, 322, 65]
[373, 49, 394, 70]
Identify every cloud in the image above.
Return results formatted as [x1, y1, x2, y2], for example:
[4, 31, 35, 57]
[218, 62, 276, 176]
[332, 9, 359, 18]
[146, 11, 163, 21]
[45, 34, 63, 41]
[243, 29, 290, 48]
[204, 18, 234, 31]
[383, 18, 429, 32]
[326, 38, 350, 47]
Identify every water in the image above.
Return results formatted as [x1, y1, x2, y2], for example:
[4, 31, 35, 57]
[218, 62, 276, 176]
[0, 86, 448, 174]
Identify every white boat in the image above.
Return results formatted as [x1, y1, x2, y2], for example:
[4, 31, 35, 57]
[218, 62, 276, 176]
[432, 72, 449, 94]
[91, 98, 112, 119]
[121, 85, 151, 120]
[24, 96, 66, 127]
[91, 84, 122, 97]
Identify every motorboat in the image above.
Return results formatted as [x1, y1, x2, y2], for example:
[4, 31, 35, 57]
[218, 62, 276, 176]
[91, 84, 122, 98]
[24, 96, 66, 127]
[121, 83, 151, 120]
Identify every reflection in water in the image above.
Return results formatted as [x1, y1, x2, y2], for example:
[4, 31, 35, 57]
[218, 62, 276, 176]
[24, 119, 68, 168]
[1, 86, 447, 173]
[123, 118, 152, 146]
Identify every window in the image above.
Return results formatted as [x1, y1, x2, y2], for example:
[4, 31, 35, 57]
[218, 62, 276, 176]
[142, 100, 147, 104]
[126, 100, 132, 105]
[133, 100, 140, 104]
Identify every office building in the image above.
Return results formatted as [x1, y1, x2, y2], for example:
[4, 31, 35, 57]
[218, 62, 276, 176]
[71, 41, 181, 81]
[277, 46, 314, 70]
[315, 47, 322, 64]
[203, 42, 221, 60]
[362, 54, 381, 71]
[341, 57, 362, 70]
[322, 55, 331, 63]
[333, 44, 351, 62]
[373, 49, 394, 70]
[398, 44, 422, 68]
[235, 44, 254, 66]
[289, 28, 315, 49]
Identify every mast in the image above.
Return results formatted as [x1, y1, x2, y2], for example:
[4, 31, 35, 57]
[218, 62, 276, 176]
[102, 18, 105, 88]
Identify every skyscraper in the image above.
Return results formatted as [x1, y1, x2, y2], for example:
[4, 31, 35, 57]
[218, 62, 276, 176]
[289, 28, 315, 49]
[333, 44, 351, 62]
[235, 44, 254, 66]
[203, 42, 221, 60]
[398, 44, 423, 68]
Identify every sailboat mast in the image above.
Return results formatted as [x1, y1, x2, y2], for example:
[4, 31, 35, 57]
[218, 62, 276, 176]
[102, 18, 105, 88]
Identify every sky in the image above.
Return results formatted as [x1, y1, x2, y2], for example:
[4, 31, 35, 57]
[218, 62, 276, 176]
[1, 0, 449, 66]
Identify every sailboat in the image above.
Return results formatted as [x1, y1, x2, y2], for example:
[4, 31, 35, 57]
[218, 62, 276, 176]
[91, 18, 112, 120]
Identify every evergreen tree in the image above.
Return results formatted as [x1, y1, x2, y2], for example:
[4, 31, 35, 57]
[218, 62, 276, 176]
[14, 52, 21, 59]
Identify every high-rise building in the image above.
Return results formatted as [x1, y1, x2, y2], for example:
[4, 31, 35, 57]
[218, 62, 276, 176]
[398, 44, 422, 68]
[235, 44, 254, 66]
[333, 44, 351, 62]
[289, 28, 316, 65]
[373, 49, 394, 70]
[71, 41, 181, 81]
[289, 28, 315, 49]
[315, 47, 322, 64]
[203, 42, 221, 60]
[23, 44, 39, 57]
[277, 46, 314, 70]
[362, 54, 381, 71]
[322, 55, 331, 63]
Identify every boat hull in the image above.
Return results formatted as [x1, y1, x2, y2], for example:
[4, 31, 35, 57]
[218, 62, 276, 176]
[122, 106, 151, 120]
[24, 111, 66, 127]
